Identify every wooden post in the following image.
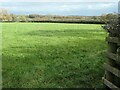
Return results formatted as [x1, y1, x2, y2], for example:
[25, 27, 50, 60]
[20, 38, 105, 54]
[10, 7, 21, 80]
[103, 33, 120, 89]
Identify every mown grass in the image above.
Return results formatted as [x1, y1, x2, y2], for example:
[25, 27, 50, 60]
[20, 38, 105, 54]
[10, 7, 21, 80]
[2, 23, 107, 88]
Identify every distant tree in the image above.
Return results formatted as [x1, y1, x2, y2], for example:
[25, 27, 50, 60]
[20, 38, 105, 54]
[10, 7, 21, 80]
[18, 15, 27, 22]
[0, 9, 13, 21]
[28, 14, 40, 18]
[101, 13, 118, 23]
[91, 16, 97, 20]
[0, 9, 8, 21]
[10, 14, 17, 22]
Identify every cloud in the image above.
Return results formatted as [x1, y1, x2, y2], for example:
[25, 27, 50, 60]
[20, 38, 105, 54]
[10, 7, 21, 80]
[0, 2, 118, 16]
[53, 3, 117, 12]
[0, 0, 119, 2]
[87, 3, 116, 10]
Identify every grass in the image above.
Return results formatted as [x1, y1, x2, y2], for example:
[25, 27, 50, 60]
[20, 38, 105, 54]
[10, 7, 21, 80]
[2, 23, 107, 88]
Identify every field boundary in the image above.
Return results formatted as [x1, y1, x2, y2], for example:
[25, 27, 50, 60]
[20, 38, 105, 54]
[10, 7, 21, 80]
[1, 21, 105, 24]
[103, 34, 120, 89]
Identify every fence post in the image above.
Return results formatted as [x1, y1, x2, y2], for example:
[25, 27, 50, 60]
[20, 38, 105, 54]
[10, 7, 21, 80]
[103, 28, 120, 89]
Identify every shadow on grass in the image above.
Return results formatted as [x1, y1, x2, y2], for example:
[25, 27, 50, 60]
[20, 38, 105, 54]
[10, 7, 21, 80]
[2, 40, 106, 88]
[26, 29, 104, 37]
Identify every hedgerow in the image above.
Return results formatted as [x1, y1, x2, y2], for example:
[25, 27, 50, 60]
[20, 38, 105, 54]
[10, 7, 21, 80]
[103, 14, 120, 37]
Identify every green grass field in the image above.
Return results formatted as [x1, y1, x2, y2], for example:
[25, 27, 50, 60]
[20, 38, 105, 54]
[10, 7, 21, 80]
[2, 23, 107, 88]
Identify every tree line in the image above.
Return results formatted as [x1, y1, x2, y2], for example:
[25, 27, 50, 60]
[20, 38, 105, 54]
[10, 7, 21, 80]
[0, 9, 118, 24]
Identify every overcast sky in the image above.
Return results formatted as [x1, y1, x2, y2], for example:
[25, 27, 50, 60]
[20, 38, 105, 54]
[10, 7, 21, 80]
[0, 0, 119, 16]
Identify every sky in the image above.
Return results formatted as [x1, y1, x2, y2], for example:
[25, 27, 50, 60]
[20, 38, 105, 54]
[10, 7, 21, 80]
[0, 0, 119, 16]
